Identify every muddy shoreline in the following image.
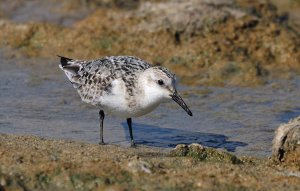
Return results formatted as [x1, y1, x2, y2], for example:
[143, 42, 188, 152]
[3, 48, 300, 157]
[0, 133, 299, 191]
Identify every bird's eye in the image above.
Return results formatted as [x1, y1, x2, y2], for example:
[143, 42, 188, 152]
[158, 79, 164, 86]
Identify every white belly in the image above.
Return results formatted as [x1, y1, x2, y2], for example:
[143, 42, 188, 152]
[105, 101, 160, 118]
[91, 79, 161, 118]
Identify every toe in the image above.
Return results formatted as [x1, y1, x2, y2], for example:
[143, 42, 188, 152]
[130, 141, 136, 148]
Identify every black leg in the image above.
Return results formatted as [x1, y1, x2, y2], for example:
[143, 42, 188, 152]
[127, 118, 136, 147]
[99, 110, 105, 145]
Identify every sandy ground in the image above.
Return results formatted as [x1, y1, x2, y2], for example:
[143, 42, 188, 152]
[0, 134, 299, 191]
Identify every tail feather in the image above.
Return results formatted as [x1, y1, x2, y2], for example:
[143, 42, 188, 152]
[62, 65, 80, 75]
[58, 55, 80, 75]
[57, 55, 74, 66]
[58, 55, 82, 88]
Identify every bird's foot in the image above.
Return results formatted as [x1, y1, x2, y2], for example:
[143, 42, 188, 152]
[130, 141, 136, 148]
[99, 141, 106, 145]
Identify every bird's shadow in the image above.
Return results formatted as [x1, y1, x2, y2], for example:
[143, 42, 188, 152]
[121, 122, 247, 152]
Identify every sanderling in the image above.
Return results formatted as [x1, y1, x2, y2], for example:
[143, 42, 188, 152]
[58, 55, 192, 147]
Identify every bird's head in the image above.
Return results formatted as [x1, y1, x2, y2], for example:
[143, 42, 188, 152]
[140, 66, 193, 116]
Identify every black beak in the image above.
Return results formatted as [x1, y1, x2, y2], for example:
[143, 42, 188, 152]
[170, 91, 193, 116]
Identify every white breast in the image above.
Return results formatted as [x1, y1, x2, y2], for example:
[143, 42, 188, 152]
[99, 79, 131, 117]
[93, 78, 164, 118]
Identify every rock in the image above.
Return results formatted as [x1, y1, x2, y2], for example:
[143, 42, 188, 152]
[170, 143, 242, 164]
[127, 159, 152, 174]
[272, 116, 300, 166]
[171, 144, 189, 157]
[136, 0, 246, 36]
[188, 143, 205, 155]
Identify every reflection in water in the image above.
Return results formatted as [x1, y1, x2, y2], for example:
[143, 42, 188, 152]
[121, 123, 247, 152]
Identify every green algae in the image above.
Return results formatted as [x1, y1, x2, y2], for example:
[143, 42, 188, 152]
[170, 144, 242, 164]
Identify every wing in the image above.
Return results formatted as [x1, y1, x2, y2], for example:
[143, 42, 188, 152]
[59, 55, 151, 103]
[79, 56, 151, 88]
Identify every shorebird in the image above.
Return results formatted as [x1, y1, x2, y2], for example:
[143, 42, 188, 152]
[58, 55, 192, 147]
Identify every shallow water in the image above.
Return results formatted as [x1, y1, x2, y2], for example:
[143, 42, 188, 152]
[1, 50, 300, 157]
[0, 0, 93, 26]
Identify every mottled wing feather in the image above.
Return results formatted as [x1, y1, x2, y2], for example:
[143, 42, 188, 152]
[75, 56, 151, 103]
